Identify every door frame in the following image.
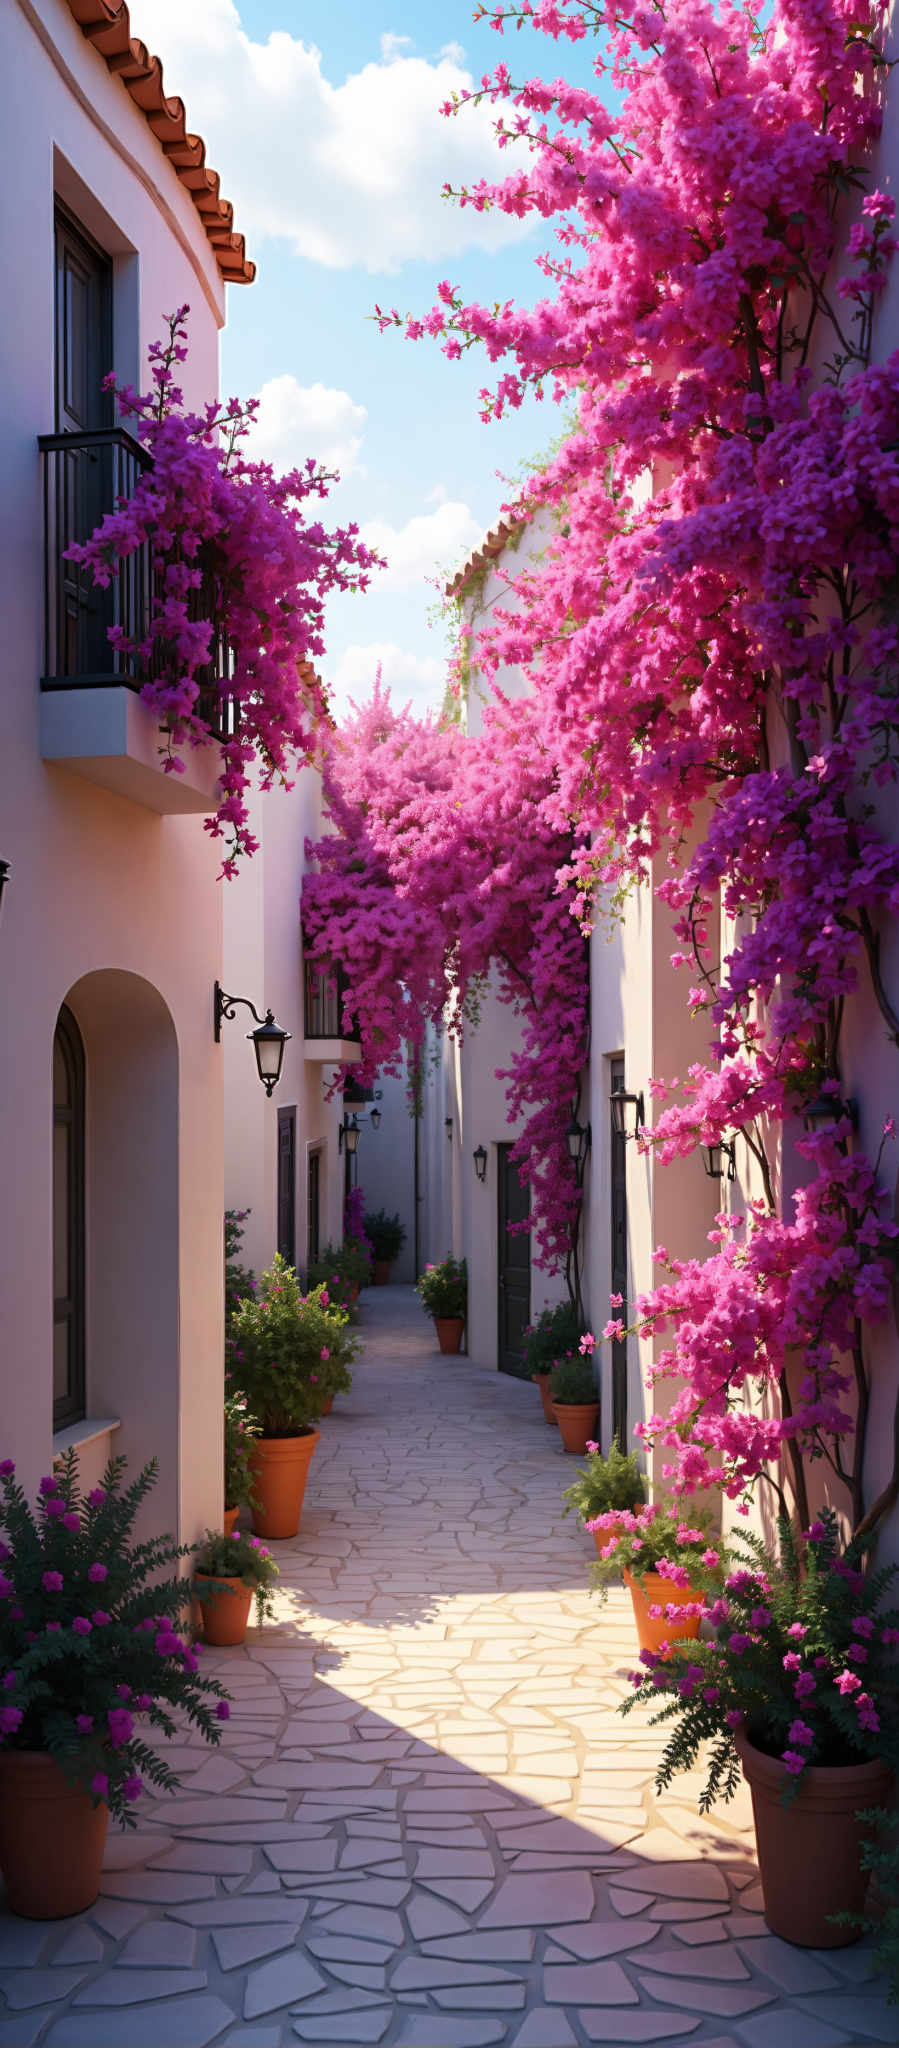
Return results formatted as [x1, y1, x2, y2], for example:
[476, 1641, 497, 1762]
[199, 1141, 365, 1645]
[496, 1141, 531, 1374]
[277, 1106, 296, 1270]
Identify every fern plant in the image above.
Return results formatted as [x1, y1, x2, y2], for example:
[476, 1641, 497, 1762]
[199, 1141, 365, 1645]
[0, 1454, 230, 1825]
[562, 1439, 645, 1524]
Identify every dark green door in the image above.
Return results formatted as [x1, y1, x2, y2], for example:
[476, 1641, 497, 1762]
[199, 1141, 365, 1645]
[498, 1144, 530, 1374]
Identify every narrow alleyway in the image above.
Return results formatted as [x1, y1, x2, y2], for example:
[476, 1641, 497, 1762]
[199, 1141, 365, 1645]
[2, 1288, 891, 2047]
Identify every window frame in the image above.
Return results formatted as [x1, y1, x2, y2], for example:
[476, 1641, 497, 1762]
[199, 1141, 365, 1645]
[53, 1004, 86, 1430]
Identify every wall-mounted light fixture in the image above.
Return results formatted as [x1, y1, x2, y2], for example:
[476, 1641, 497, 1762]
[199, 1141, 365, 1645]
[473, 1144, 488, 1183]
[214, 981, 291, 1097]
[610, 1083, 645, 1140]
[802, 1090, 858, 1134]
[0, 859, 9, 915]
[370, 1106, 382, 1131]
[445, 1117, 454, 1143]
[565, 1113, 592, 1176]
[339, 1115, 360, 1155]
[703, 1138, 736, 1182]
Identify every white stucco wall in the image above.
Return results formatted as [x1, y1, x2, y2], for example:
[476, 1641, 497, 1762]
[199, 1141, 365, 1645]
[0, 0, 231, 1543]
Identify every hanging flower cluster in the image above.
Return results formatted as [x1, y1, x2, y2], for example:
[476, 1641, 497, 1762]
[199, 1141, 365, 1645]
[366, 0, 899, 1538]
[302, 677, 589, 1270]
[67, 307, 380, 874]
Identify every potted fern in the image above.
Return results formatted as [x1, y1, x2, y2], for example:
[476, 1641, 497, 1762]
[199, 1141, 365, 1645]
[193, 1528, 279, 1646]
[524, 1301, 583, 1418]
[624, 1512, 899, 1958]
[562, 1438, 645, 1541]
[364, 1209, 406, 1286]
[0, 1453, 230, 1919]
[416, 1256, 467, 1353]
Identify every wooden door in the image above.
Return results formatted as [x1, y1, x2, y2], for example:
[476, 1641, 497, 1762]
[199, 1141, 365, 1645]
[307, 1148, 321, 1269]
[610, 1055, 629, 1444]
[497, 1144, 530, 1374]
[277, 1108, 296, 1270]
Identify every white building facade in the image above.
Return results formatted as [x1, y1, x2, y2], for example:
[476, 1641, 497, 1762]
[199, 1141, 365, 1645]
[0, 0, 253, 1538]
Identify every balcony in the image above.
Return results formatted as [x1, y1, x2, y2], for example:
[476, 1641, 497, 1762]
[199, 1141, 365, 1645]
[303, 961, 361, 1065]
[38, 428, 239, 814]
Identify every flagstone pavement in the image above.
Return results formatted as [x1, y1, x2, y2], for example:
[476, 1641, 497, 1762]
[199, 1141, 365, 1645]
[1, 1285, 894, 2048]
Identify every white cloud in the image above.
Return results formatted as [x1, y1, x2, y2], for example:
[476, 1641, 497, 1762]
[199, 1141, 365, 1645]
[439, 41, 467, 64]
[140, 0, 533, 272]
[327, 642, 446, 714]
[360, 500, 481, 591]
[380, 32, 413, 61]
[245, 375, 367, 476]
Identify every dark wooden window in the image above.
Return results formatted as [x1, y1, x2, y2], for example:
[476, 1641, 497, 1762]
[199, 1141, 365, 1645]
[307, 1148, 321, 1269]
[277, 1108, 296, 1270]
[53, 1005, 86, 1429]
[52, 207, 114, 678]
[610, 1055, 629, 1445]
[497, 1144, 530, 1374]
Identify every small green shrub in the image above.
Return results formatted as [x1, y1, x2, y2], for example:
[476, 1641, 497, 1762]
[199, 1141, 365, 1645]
[230, 1256, 359, 1436]
[224, 1208, 255, 1335]
[417, 1256, 467, 1319]
[562, 1439, 645, 1524]
[549, 1355, 596, 1405]
[364, 1210, 406, 1262]
[194, 1529, 279, 1625]
[224, 1386, 260, 1511]
[524, 1301, 582, 1376]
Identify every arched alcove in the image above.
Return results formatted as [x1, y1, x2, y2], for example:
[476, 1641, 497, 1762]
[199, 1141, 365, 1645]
[60, 969, 180, 1534]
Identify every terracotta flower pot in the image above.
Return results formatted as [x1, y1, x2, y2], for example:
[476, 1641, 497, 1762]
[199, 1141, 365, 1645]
[223, 1506, 239, 1538]
[351, 1283, 360, 1303]
[434, 1315, 465, 1354]
[533, 1371, 557, 1425]
[0, 1751, 109, 1918]
[622, 1566, 703, 1655]
[250, 1429, 320, 1540]
[321, 1395, 334, 1415]
[734, 1725, 893, 1948]
[552, 1400, 600, 1454]
[195, 1571, 254, 1647]
[373, 1259, 391, 1287]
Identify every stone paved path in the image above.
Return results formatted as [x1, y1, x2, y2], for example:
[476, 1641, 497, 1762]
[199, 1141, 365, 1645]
[2, 1287, 893, 2047]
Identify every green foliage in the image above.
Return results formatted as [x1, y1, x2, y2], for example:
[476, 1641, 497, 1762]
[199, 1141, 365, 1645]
[588, 1503, 719, 1603]
[833, 1807, 899, 2002]
[0, 1453, 229, 1825]
[549, 1355, 596, 1405]
[416, 1255, 467, 1319]
[524, 1301, 583, 1376]
[224, 1208, 255, 1334]
[230, 1256, 359, 1436]
[623, 1514, 899, 1817]
[309, 1236, 372, 1304]
[562, 1439, 645, 1524]
[223, 1385, 260, 1512]
[364, 1209, 407, 1262]
[193, 1528, 279, 1625]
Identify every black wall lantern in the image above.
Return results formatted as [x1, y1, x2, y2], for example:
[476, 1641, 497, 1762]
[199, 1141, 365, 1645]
[445, 1117, 454, 1143]
[610, 1083, 645, 1140]
[803, 1090, 858, 1134]
[0, 859, 9, 915]
[369, 1106, 382, 1131]
[704, 1138, 736, 1182]
[339, 1115, 360, 1155]
[473, 1144, 488, 1183]
[214, 981, 291, 1097]
[565, 1113, 592, 1177]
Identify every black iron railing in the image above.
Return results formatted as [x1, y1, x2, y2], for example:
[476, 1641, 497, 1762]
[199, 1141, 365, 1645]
[38, 428, 240, 741]
[303, 961, 360, 1042]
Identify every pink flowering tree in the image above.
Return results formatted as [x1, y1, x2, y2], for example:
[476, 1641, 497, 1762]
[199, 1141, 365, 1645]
[369, 0, 899, 1543]
[302, 677, 589, 1278]
[67, 307, 380, 874]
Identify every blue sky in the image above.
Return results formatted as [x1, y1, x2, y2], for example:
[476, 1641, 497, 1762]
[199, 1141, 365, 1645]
[139, 0, 597, 714]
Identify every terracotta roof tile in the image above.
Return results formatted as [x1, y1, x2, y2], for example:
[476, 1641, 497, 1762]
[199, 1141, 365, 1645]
[66, 0, 255, 284]
[446, 516, 523, 598]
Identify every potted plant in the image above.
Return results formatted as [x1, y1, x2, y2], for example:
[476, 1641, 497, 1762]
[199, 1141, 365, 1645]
[0, 1452, 230, 1920]
[523, 1301, 583, 1419]
[416, 1256, 468, 1353]
[223, 1382, 260, 1536]
[224, 1207, 255, 1331]
[193, 1529, 279, 1646]
[232, 1256, 357, 1538]
[549, 1354, 599, 1453]
[624, 1512, 899, 1958]
[562, 1438, 646, 1546]
[364, 1209, 406, 1286]
[588, 1500, 719, 1654]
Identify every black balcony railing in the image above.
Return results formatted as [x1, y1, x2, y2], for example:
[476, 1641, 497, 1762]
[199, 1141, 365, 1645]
[38, 428, 240, 742]
[303, 961, 360, 1042]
